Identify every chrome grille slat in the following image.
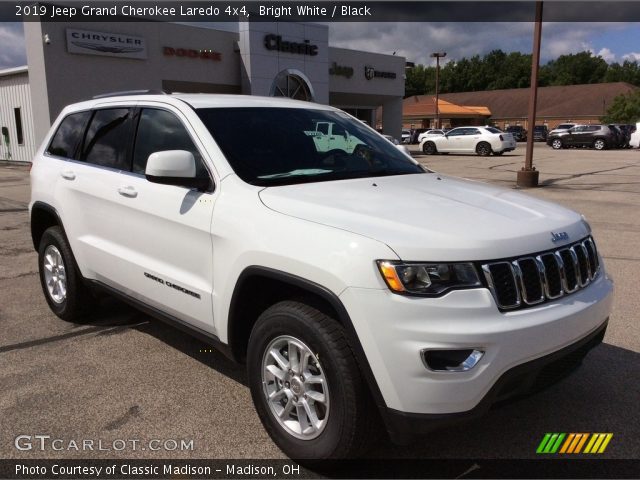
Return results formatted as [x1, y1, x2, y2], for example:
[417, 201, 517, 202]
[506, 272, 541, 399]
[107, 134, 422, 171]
[482, 236, 600, 311]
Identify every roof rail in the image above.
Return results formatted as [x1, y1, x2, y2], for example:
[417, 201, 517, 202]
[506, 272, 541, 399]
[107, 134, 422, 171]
[92, 89, 167, 99]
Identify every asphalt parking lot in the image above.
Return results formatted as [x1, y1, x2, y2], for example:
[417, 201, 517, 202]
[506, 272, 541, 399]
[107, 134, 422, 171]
[1, 143, 639, 462]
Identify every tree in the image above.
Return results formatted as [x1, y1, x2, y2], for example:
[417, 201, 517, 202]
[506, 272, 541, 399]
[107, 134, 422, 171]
[403, 50, 640, 97]
[539, 51, 608, 86]
[601, 90, 640, 123]
[404, 64, 436, 97]
[604, 60, 640, 85]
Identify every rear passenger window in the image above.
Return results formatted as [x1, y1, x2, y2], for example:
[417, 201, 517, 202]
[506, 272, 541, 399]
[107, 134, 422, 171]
[81, 108, 132, 170]
[133, 108, 207, 178]
[47, 111, 91, 159]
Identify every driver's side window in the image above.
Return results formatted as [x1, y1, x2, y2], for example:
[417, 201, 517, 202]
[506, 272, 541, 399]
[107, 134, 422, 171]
[133, 108, 208, 177]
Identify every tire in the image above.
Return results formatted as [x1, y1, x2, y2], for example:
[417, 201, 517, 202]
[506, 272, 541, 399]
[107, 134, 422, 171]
[247, 301, 377, 460]
[422, 141, 437, 155]
[593, 139, 606, 150]
[551, 138, 563, 150]
[476, 142, 492, 156]
[38, 226, 93, 322]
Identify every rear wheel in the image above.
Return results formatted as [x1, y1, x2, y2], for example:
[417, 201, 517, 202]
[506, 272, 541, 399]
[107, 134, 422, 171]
[247, 301, 377, 459]
[551, 138, 563, 150]
[476, 142, 492, 156]
[38, 226, 93, 321]
[422, 141, 437, 155]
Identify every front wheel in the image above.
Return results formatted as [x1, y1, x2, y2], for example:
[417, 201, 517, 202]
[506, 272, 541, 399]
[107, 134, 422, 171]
[551, 138, 563, 150]
[593, 139, 606, 150]
[422, 141, 437, 155]
[247, 301, 376, 459]
[476, 142, 492, 156]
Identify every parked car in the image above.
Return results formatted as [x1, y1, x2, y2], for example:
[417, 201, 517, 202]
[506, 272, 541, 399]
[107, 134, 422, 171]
[630, 122, 640, 148]
[420, 126, 516, 156]
[505, 125, 527, 142]
[417, 129, 446, 143]
[533, 125, 549, 142]
[548, 123, 577, 136]
[409, 128, 428, 144]
[547, 124, 616, 150]
[613, 124, 634, 148]
[401, 129, 411, 143]
[31, 93, 612, 460]
[383, 134, 411, 155]
[607, 125, 625, 149]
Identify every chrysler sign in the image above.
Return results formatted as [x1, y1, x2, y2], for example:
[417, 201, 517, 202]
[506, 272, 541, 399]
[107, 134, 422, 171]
[66, 29, 147, 59]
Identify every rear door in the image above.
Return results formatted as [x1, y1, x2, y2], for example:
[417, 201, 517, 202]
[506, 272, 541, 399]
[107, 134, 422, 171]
[461, 127, 482, 152]
[50, 105, 137, 280]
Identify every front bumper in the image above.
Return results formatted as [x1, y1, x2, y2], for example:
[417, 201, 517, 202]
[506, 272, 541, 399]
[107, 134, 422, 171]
[381, 318, 607, 443]
[339, 271, 613, 417]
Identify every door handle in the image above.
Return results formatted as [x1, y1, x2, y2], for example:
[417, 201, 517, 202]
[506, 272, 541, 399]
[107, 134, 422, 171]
[117, 186, 138, 198]
[61, 170, 76, 180]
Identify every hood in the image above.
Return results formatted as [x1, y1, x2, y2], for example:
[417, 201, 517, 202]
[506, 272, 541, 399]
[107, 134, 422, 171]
[258, 173, 589, 261]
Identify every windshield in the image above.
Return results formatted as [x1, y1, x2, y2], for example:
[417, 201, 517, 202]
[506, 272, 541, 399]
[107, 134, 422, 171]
[196, 107, 425, 186]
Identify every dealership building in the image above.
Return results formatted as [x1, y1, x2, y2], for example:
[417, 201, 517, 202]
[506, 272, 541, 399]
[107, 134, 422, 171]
[0, 20, 406, 162]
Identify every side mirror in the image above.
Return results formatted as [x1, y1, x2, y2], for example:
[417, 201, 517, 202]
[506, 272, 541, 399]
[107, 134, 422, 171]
[145, 150, 210, 191]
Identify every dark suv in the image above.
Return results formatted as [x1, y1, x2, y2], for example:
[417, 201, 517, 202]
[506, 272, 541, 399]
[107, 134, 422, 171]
[533, 125, 548, 142]
[547, 124, 616, 150]
[506, 125, 527, 142]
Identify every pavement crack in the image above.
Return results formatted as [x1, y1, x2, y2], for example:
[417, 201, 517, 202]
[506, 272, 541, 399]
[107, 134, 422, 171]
[104, 405, 141, 431]
[0, 271, 37, 280]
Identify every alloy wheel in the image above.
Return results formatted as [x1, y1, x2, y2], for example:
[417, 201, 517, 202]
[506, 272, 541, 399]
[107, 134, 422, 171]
[43, 245, 67, 304]
[261, 335, 330, 440]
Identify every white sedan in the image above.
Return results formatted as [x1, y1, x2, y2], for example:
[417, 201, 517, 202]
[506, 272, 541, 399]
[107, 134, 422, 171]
[417, 129, 446, 143]
[420, 126, 516, 156]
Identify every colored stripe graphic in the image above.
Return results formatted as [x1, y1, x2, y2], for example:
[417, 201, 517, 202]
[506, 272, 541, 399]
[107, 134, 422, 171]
[536, 433, 552, 453]
[574, 433, 589, 453]
[537, 433, 565, 453]
[538, 433, 613, 454]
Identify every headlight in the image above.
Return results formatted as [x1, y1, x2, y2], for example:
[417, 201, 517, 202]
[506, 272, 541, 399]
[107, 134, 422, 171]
[376, 260, 482, 296]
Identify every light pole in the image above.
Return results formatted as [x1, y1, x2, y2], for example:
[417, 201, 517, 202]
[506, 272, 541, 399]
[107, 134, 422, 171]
[430, 52, 446, 129]
[517, 1, 543, 188]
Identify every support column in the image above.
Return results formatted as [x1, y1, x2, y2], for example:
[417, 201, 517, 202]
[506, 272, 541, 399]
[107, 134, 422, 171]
[382, 98, 402, 141]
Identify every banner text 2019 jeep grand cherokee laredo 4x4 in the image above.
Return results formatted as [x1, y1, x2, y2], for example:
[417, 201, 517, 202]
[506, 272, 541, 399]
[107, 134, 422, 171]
[31, 94, 613, 460]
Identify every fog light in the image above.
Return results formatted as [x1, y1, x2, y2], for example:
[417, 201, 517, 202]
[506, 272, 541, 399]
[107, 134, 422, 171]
[422, 349, 484, 372]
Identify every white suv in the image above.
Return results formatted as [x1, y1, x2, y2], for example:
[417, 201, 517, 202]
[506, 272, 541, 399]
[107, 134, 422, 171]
[30, 93, 613, 460]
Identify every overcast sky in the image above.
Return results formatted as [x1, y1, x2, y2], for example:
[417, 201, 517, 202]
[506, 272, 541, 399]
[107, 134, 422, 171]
[1, 21, 639, 70]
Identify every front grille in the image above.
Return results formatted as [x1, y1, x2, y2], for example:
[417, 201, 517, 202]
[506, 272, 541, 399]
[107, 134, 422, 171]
[482, 237, 600, 310]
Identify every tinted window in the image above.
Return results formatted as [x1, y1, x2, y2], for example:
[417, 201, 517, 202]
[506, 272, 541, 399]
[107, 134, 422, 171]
[47, 111, 91, 159]
[133, 109, 207, 177]
[485, 127, 502, 134]
[557, 124, 573, 130]
[447, 128, 464, 136]
[467, 128, 481, 135]
[81, 109, 131, 169]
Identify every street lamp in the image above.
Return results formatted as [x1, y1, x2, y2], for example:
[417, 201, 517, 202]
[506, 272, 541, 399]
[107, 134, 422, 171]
[430, 52, 446, 129]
